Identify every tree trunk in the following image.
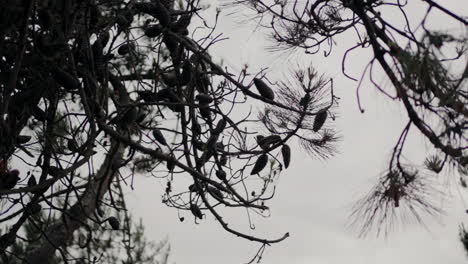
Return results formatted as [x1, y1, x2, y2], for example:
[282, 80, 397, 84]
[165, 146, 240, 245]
[24, 139, 125, 263]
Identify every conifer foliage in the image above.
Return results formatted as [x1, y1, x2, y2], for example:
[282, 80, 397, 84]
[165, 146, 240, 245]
[0, 0, 337, 262]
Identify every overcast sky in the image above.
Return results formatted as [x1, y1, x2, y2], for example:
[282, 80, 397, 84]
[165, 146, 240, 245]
[126, 1, 468, 263]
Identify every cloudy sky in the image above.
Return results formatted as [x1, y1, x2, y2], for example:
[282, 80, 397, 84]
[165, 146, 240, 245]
[126, 1, 468, 263]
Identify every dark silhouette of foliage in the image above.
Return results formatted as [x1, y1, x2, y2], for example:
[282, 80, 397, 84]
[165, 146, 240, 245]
[460, 224, 468, 258]
[1, 193, 171, 264]
[0, 0, 337, 263]
[224, 0, 467, 239]
[2, 0, 464, 262]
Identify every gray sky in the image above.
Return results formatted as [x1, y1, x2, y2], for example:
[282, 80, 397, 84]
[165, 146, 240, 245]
[126, 1, 468, 263]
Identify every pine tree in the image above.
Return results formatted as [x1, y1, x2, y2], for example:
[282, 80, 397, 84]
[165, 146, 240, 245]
[0, 0, 464, 262]
[0, 0, 337, 262]
[224, 0, 467, 236]
[1, 182, 170, 264]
